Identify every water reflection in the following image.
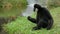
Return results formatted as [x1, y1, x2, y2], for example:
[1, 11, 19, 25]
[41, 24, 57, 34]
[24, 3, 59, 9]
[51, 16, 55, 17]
[0, 7, 23, 17]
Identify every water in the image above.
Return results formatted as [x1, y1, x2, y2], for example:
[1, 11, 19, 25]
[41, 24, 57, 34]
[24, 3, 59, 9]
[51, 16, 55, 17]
[22, 0, 48, 17]
[0, 0, 48, 17]
[22, 0, 40, 17]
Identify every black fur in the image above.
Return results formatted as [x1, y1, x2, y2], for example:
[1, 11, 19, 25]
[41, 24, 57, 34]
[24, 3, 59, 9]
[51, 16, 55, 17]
[27, 4, 54, 30]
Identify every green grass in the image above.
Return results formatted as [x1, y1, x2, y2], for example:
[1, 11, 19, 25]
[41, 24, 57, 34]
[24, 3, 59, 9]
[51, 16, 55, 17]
[3, 7, 60, 34]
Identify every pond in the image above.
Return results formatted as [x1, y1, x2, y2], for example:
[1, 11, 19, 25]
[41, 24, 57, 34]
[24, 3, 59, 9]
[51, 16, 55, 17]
[0, 0, 47, 17]
[0, 6, 25, 17]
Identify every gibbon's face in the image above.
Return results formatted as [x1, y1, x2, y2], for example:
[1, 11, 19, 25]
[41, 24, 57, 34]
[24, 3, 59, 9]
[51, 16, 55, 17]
[34, 4, 41, 11]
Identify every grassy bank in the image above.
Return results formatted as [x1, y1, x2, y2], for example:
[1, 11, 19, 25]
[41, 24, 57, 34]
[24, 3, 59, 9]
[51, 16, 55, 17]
[3, 7, 60, 34]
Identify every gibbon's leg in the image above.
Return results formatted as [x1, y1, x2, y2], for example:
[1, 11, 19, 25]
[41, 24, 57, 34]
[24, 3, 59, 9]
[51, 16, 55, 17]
[46, 19, 53, 30]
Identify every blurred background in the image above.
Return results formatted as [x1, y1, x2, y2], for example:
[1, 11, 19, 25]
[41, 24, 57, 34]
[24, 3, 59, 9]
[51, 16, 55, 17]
[0, 0, 60, 34]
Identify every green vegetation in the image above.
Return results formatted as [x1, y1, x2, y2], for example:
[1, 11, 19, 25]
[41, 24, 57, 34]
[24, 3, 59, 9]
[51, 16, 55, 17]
[3, 7, 60, 34]
[0, 0, 27, 17]
[47, 0, 60, 9]
[2, 0, 27, 7]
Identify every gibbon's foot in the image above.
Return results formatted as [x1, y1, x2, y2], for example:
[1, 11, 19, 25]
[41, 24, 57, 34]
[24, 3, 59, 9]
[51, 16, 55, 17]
[32, 26, 41, 30]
